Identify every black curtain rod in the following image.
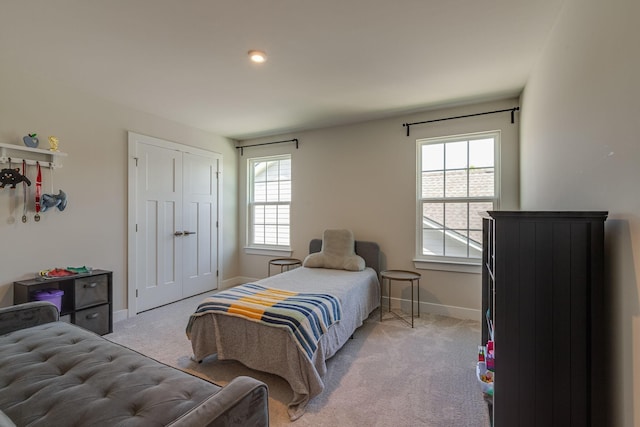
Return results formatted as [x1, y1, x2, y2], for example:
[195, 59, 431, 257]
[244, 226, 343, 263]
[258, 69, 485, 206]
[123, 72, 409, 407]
[236, 138, 299, 156]
[402, 107, 520, 136]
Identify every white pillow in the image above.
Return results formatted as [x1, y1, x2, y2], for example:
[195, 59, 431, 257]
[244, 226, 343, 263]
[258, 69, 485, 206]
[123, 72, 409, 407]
[303, 229, 365, 271]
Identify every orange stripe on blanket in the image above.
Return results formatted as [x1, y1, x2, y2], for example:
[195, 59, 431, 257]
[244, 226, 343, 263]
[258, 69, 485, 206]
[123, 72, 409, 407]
[236, 289, 299, 307]
[229, 288, 299, 318]
[228, 305, 265, 319]
[259, 288, 298, 297]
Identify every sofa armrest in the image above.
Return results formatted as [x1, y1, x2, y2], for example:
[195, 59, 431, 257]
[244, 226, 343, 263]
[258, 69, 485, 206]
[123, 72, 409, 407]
[168, 376, 269, 427]
[0, 301, 59, 336]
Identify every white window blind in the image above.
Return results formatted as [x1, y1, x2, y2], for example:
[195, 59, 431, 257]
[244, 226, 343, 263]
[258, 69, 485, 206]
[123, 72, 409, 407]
[248, 154, 291, 248]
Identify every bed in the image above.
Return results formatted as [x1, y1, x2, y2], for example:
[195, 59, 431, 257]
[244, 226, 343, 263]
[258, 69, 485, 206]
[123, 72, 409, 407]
[187, 234, 380, 420]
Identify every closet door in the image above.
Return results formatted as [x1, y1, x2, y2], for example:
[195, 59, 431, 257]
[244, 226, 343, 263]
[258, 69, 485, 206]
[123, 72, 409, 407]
[134, 142, 184, 312]
[128, 132, 220, 314]
[182, 152, 218, 297]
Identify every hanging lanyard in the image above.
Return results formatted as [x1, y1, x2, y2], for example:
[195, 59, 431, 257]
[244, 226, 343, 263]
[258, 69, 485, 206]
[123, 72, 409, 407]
[22, 160, 28, 223]
[35, 162, 42, 222]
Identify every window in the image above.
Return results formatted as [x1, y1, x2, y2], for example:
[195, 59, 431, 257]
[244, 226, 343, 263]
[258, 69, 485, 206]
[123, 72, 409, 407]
[416, 131, 499, 265]
[248, 155, 291, 248]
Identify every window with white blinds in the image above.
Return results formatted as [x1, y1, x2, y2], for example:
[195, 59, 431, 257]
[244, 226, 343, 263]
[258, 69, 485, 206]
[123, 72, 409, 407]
[248, 154, 291, 248]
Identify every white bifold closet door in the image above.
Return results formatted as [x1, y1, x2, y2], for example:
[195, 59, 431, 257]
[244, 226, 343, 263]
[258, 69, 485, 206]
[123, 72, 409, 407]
[128, 132, 220, 314]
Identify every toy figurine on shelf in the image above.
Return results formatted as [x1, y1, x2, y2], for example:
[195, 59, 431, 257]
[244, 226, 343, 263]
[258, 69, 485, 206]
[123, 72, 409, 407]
[23, 133, 39, 148]
[0, 168, 31, 189]
[48, 136, 59, 152]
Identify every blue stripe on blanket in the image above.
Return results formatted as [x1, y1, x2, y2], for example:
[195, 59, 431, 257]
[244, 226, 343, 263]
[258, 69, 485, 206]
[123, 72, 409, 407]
[186, 284, 342, 360]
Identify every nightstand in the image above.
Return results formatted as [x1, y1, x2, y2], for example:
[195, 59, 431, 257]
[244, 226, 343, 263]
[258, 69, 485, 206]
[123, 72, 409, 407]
[380, 269, 421, 328]
[268, 258, 302, 276]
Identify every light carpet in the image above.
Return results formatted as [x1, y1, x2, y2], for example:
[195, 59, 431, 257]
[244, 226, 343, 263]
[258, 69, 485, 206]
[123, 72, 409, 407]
[105, 294, 490, 426]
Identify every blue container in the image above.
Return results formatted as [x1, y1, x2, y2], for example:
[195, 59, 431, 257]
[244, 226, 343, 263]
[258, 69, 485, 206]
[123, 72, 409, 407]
[31, 289, 64, 312]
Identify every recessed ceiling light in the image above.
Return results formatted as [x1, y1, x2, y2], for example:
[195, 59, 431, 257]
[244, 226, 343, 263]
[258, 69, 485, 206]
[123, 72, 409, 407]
[248, 50, 267, 63]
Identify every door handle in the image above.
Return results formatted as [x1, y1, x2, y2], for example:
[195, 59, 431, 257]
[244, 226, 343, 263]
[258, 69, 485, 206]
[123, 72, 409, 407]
[184, 231, 196, 235]
[174, 231, 184, 236]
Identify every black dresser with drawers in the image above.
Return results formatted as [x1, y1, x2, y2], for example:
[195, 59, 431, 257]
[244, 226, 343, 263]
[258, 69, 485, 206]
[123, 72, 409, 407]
[14, 269, 113, 335]
[481, 212, 607, 427]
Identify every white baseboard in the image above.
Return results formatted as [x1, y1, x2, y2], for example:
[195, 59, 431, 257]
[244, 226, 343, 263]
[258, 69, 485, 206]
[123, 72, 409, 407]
[382, 297, 481, 322]
[420, 301, 482, 321]
[221, 276, 258, 289]
[113, 309, 128, 324]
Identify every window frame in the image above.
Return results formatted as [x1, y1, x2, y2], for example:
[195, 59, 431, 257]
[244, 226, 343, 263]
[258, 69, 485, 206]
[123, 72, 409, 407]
[414, 131, 500, 272]
[246, 154, 292, 253]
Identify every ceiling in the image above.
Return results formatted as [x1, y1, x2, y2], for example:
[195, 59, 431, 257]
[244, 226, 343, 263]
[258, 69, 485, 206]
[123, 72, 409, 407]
[1, 0, 565, 140]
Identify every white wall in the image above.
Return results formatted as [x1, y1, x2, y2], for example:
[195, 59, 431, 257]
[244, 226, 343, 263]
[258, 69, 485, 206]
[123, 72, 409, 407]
[520, 0, 640, 424]
[0, 66, 239, 313]
[238, 98, 520, 320]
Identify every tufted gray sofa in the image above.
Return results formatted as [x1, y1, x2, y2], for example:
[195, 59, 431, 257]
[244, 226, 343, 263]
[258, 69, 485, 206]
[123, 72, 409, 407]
[0, 301, 269, 427]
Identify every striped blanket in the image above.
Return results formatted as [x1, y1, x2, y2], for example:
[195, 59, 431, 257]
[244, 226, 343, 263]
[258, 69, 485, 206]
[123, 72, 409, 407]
[186, 284, 342, 360]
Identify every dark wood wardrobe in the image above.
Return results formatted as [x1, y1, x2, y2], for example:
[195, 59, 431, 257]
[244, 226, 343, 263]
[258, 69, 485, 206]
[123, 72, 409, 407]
[481, 211, 607, 427]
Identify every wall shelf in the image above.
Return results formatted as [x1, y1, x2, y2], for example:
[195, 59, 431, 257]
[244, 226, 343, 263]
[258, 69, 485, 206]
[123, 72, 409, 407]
[0, 142, 68, 169]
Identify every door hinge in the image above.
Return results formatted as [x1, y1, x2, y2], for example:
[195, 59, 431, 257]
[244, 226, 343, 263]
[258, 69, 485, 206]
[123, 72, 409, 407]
[216, 270, 219, 277]
[136, 224, 138, 232]
[136, 289, 138, 298]
[216, 221, 218, 228]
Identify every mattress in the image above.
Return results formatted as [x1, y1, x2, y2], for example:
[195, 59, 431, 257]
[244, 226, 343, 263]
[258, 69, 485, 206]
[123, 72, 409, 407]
[188, 265, 380, 420]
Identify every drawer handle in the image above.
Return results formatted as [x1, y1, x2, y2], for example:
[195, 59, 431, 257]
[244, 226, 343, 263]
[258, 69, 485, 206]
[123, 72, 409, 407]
[86, 313, 99, 320]
[84, 282, 98, 289]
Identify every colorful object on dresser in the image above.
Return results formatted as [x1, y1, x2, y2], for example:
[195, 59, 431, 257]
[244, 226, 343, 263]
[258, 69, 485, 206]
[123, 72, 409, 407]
[37, 266, 91, 278]
[66, 266, 92, 274]
[187, 283, 342, 360]
[23, 133, 39, 148]
[39, 268, 77, 278]
[0, 168, 31, 189]
[41, 190, 67, 212]
[30, 288, 64, 311]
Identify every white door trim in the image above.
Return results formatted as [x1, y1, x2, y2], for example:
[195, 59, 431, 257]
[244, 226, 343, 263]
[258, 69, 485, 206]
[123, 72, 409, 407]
[127, 131, 223, 318]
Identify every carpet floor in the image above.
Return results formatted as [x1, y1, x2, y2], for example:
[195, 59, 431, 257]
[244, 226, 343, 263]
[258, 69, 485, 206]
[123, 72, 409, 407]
[105, 294, 490, 426]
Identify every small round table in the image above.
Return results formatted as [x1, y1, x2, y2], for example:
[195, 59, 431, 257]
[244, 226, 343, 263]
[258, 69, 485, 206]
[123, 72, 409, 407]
[268, 258, 302, 276]
[380, 269, 421, 328]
